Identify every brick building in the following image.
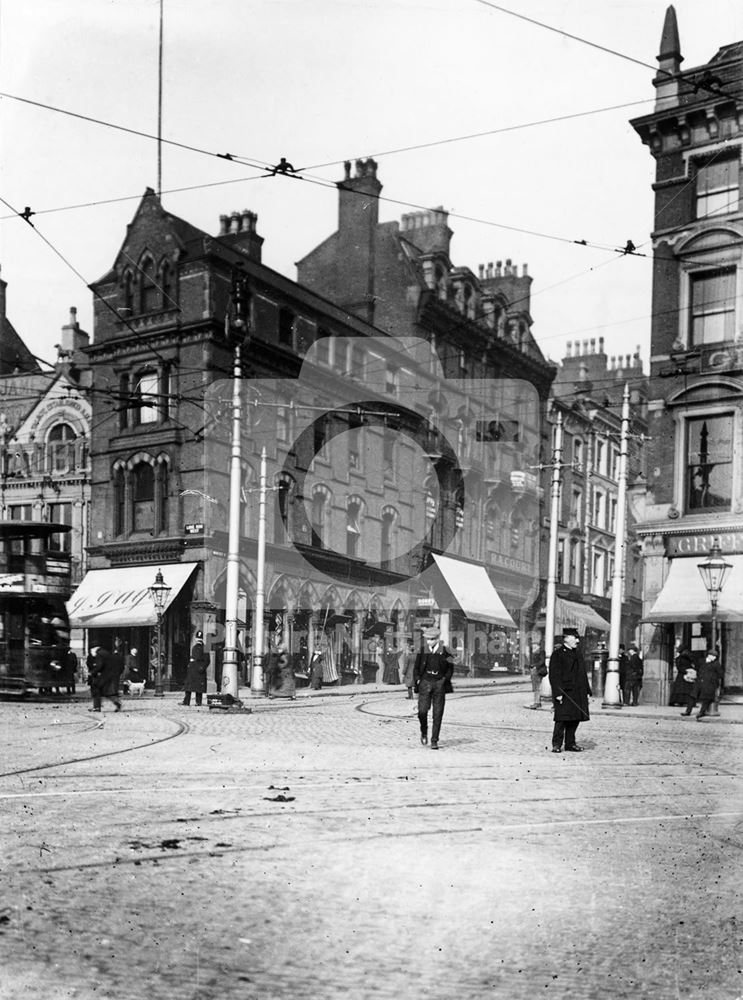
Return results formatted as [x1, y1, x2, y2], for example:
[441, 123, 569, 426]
[545, 339, 647, 672]
[298, 159, 556, 669]
[630, 8, 743, 703]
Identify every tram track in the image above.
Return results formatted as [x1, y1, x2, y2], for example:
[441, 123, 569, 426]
[0, 714, 189, 778]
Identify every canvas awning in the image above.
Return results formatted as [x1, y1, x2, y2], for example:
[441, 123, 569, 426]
[553, 597, 610, 635]
[67, 563, 199, 629]
[431, 554, 516, 628]
[645, 555, 743, 623]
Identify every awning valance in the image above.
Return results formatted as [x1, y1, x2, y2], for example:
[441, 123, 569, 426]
[554, 597, 610, 635]
[431, 554, 516, 628]
[645, 555, 743, 623]
[67, 563, 199, 629]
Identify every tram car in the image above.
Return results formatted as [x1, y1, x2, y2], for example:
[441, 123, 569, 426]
[0, 520, 73, 696]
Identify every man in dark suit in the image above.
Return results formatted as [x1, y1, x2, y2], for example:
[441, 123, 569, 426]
[413, 626, 455, 750]
[548, 629, 591, 753]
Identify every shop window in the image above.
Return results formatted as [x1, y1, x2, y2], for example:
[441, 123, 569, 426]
[689, 268, 736, 346]
[685, 413, 733, 512]
[695, 155, 739, 219]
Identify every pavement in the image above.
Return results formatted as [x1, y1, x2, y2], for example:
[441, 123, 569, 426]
[2, 680, 743, 1000]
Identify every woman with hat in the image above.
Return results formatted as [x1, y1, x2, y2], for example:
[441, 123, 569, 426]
[413, 627, 456, 750]
[548, 629, 591, 753]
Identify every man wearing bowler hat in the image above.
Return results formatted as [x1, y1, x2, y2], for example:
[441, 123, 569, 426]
[413, 626, 455, 750]
[548, 629, 591, 753]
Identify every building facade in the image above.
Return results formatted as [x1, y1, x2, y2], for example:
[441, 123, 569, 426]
[545, 339, 647, 673]
[0, 293, 92, 659]
[72, 171, 555, 690]
[631, 9, 743, 703]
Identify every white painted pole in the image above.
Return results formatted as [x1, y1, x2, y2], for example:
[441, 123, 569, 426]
[604, 384, 630, 708]
[542, 413, 563, 701]
[251, 447, 268, 695]
[221, 339, 243, 702]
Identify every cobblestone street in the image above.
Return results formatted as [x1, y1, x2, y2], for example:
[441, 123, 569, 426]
[2, 682, 742, 1000]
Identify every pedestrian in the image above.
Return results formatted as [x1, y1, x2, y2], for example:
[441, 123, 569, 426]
[401, 638, 416, 699]
[182, 630, 209, 706]
[382, 643, 400, 685]
[88, 642, 122, 712]
[529, 644, 547, 709]
[122, 647, 147, 693]
[309, 648, 324, 690]
[413, 626, 455, 750]
[548, 629, 591, 753]
[624, 643, 644, 706]
[63, 646, 78, 695]
[673, 647, 698, 715]
[618, 644, 629, 704]
[268, 644, 296, 699]
[695, 648, 723, 721]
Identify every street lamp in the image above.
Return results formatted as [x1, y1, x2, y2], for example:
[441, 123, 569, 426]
[697, 540, 731, 715]
[149, 568, 171, 698]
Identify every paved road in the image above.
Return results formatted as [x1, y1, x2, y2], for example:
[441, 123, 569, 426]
[1, 686, 742, 1000]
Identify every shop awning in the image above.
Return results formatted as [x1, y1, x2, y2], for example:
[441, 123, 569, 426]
[554, 597, 610, 635]
[431, 554, 516, 628]
[645, 555, 743, 623]
[67, 563, 199, 629]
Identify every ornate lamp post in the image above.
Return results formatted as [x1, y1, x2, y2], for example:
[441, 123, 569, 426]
[149, 568, 171, 698]
[697, 540, 731, 716]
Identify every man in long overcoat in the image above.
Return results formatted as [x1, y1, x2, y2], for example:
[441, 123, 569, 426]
[696, 650, 723, 721]
[548, 630, 591, 753]
[182, 630, 210, 706]
[88, 643, 122, 712]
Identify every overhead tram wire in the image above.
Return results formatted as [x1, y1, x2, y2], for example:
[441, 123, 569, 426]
[473, 0, 737, 102]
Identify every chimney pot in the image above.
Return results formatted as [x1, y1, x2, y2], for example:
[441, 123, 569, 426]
[522, 263, 528, 276]
[478, 264, 485, 279]
[566, 340, 572, 357]
[598, 336, 604, 353]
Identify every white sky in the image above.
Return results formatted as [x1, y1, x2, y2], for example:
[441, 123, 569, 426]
[0, 0, 741, 371]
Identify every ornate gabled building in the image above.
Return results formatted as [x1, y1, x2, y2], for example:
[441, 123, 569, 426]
[630, 8, 743, 703]
[0, 299, 92, 656]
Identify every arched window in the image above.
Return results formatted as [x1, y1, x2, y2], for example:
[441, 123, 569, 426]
[123, 270, 134, 313]
[311, 486, 330, 549]
[160, 260, 173, 309]
[140, 256, 159, 313]
[47, 423, 76, 473]
[132, 462, 155, 532]
[134, 371, 159, 424]
[274, 473, 295, 542]
[346, 499, 362, 558]
[381, 506, 397, 566]
[157, 460, 169, 533]
[113, 465, 126, 536]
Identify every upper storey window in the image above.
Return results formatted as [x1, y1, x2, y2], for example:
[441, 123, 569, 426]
[685, 414, 734, 513]
[695, 155, 739, 220]
[689, 268, 736, 346]
[140, 256, 159, 313]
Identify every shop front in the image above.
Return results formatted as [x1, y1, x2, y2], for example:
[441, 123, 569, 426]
[644, 554, 743, 701]
[66, 562, 199, 690]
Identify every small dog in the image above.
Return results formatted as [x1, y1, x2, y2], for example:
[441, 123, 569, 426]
[124, 679, 146, 698]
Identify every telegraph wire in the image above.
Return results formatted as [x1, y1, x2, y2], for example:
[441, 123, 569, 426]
[473, 0, 738, 102]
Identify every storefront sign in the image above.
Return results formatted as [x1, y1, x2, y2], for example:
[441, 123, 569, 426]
[415, 596, 435, 608]
[185, 523, 204, 534]
[667, 531, 743, 557]
[488, 551, 533, 576]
